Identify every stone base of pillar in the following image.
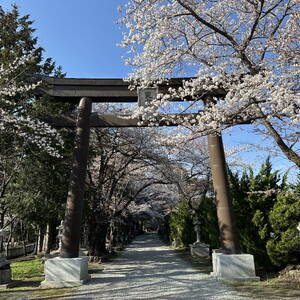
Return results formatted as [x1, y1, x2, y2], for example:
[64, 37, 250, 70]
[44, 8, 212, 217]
[190, 242, 210, 258]
[210, 251, 260, 282]
[41, 256, 90, 288]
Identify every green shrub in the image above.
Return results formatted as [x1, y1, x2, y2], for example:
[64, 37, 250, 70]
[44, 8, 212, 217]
[168, 197, 220, 249]
[267, 186, 300, 266]
[169, 199, 195, 247]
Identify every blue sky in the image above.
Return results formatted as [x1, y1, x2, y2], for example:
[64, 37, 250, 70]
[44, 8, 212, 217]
[1, 0, 129, 78]
[1, 0, 297, 180]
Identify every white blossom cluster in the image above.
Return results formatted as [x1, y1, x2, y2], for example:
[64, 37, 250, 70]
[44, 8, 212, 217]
[119, 0, 300, 134]
[0, 55, 63, 157]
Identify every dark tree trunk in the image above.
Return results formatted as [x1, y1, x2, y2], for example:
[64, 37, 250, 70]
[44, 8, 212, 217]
[20, 222, 27, 256]
[0, 211, 6, 252]
[42, 223, 56, 254]
[5, 222, 14, 258]
[107, 218, 125, 251]
[88, 221, 109, 261]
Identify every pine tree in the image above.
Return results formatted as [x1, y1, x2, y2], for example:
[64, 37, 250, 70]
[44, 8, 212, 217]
[0, 4, 56, 73]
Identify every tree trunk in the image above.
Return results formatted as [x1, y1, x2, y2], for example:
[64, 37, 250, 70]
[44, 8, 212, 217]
[42, 224, 52, 254]
[21, 222, 27, 256]
[0, 211, 5, 253]
[37, 226, 44, 253]
[107, 219, 115, 251]
[262, 119, 300, 168]
[88, 221, 109, 261]
[5, 222, 14, 258]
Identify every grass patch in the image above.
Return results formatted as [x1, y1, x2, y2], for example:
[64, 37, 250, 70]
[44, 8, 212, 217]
[0, 286, 75, 300]
[0, 257, 76, 300]
[226, 278, 300, 299]
[11, 258, 44, 281]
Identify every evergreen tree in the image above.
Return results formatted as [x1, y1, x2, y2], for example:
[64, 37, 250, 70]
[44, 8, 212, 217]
[0, 5, 74, 251]
[230, 158, 285, 270]
[194, 198, 220, 249]
[267, 177, 300, 267]
[169, 199, 195, 247]
[168, 197, 219, 249]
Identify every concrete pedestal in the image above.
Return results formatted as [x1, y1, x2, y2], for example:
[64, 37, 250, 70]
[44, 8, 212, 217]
[41, 256, 90, 288]
[190, 242, 209, 258]
[211, 251, 260, 282]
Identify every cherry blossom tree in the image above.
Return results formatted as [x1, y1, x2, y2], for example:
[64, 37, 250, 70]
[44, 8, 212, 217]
[119, 0, 300, 167]
[0, 55, 63, 157]
[85, 125, 175, 258]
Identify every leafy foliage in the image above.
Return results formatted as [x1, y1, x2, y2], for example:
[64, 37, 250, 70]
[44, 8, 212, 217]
[230, 158, 299, 270]
[0, 4, 73, 251]
[169, 199, 195, 247]
[267, 179, 300, 266]
[168, 158, 300, 271]
[168, 197, 219, 249]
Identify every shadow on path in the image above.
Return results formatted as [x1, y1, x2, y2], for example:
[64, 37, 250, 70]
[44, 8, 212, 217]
[65, 233, 250, 300]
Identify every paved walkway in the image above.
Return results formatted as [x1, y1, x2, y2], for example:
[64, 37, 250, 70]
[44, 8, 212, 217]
[65, 233, 251, 300]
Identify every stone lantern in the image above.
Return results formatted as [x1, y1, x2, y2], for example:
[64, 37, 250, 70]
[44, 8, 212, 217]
[193, 220, 201, 244]
[190, 219, 209, 258]
[56, 220, 64, 254]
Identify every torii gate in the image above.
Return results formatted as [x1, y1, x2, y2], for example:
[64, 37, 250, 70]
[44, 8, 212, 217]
[38, 76, 240, 257]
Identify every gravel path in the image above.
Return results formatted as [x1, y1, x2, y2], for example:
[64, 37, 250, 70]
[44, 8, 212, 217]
[65, 233, 251, 300]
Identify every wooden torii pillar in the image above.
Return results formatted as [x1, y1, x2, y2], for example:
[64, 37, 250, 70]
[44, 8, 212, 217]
[61, 97, 92, 258]
[38, 76, 240, 257]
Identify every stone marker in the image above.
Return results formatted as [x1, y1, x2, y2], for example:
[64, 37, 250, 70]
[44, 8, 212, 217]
[210, 250, 260, 282]
[41, 256, 90, 288]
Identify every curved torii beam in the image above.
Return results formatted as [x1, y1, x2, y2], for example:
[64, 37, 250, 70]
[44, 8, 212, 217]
[36, 75, 240, 258]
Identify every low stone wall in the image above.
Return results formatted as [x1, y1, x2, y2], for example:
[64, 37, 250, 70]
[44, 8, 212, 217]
[1, 244, 35, 259]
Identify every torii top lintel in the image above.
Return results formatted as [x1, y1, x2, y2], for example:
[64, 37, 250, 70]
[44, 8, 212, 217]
[36, 75, 195, 103]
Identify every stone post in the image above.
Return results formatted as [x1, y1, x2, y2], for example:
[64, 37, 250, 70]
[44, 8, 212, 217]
[207, 134, 240, 254]
[61, 97, 92, 258]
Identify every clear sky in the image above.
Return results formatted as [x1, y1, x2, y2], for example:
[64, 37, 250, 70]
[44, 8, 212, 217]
[1, 0, 129, 78]
[1, 0, 297, 179]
